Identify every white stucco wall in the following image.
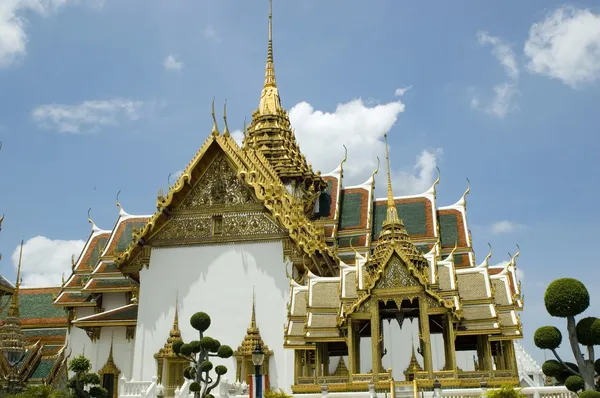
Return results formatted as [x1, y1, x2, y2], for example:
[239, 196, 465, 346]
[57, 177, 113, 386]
[132, 241, 294, 390]
[67, 297, 135, 377]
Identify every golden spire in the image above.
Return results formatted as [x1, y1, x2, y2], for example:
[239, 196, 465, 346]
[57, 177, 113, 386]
[265, 0, 276, 88]
[258, 0, 282, 115]
[8, 240, 24, 318]
[168, 293, 181, 342]
[251, 287, 256, 329]
[383, 133, 403, 227]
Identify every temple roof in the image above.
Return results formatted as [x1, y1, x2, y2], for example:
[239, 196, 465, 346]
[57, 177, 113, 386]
[0, 287, 67, 328]
[73, 304, 138, 327]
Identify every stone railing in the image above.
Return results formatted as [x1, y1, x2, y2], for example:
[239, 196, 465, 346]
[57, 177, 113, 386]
[119, 377, 576, 398]
[119, 376, 162, 398]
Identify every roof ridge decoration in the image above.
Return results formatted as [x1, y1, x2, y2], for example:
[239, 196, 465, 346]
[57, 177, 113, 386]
[116, 191, 130, 217]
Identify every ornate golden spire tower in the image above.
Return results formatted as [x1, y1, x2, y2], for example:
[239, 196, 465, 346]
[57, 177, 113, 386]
[243, 0, 326, 209]
[369, 135, 429, 269]
[0, 241, 26, 367]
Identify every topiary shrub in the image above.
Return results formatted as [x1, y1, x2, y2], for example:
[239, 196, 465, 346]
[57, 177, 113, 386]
[534, 326, 562, 350]
[565, 375, 584, 392]
[174, 311, 233, 398]
[579, 391, 600, 398]
[67, 355, 108, 398]
[535, 278, 599, 391]
[544, 278, 589, 318]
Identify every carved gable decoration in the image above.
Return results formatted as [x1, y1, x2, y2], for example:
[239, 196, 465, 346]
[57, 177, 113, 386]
[375, 255, 419, 289]
[178, 153, 257, 211]
[149, 153, 286, 247]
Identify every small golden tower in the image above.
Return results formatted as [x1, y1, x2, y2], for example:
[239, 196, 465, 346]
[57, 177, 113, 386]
[234, 291, 273, 383]
[403, 341, 423, 381]
[154, 296, 187, 393]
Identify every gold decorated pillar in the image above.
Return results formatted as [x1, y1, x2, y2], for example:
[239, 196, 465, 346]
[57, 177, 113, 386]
[477, 336, 492, 371]
[443, 315, 456, 372]
[315, 343, 322, 378]
[347, 321, 355, 381]
[504, 340, 518, 376]
[323, 343, 330, 376]
[418, 297, 433, 377]
[371, 299, 381, 380]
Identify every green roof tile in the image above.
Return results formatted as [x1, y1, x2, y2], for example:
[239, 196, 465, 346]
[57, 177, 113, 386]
[0, 292, 65, 319]
[94, 278, 130, 288]
[339, 192, 364, 229]
[31, 358, 56, 379]
[23, 328, 67, 338]
[85, 237, 108, 269]
[439, 213, 459, 247]
[116, 222, 146, 253]
[372, 201, 427, 238]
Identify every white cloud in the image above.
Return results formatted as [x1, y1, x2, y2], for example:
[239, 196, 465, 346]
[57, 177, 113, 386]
[524, 6, 600, 88]
[474, 32, 520, 118]
[32, 98, 154, 133]
[394, 86, 412, 97]
[289, 97, 441, 195]
[491, 220, 524, 234]
[11, 236, 85, 287]
[203, 24, 218, 41]
[0, 0, 101, 67]
[477, 32, 519, 80]
[164, 54, 183, 71]
[487, 82, 519, 118]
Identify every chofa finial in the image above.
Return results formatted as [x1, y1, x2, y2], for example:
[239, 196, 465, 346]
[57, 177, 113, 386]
[211, 97, 220, 136]
[223, 99, 230, 137]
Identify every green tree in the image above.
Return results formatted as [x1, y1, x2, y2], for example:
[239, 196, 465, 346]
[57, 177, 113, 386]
[534, 278, 600, 391]
[485, 385, 525, 398]
[172, 312, 233, 398]
[67, 355, 107, 398]
[4, 385, 71, 398]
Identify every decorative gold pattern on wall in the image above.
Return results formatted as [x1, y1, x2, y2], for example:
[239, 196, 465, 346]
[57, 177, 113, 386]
[178, 154, 257, 211]
[374, 256, 419, 289]
[151, 212, 285, 247]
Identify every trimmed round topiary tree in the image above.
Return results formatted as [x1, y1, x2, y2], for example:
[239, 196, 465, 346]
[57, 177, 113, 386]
[67, 355, 108, 398]
[535, 278, 599, 391]
[173, 311, 233, 398]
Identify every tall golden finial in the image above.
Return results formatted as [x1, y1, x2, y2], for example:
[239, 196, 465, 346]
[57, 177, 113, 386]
[108, 332, 115, 362]
[383, 134, 401, 225]
[251, 287, 257, 329]
[257, 0, 282, 115]
[223, 100, 230, 137]
[8, 240, 24, 317]
[172, 292, 179, 332]
[265, 0, 275, 88]
[211, 97, 220, 136]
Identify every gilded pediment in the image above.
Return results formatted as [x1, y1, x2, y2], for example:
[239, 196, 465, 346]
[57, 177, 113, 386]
[178, 153, 257, 212]
[374, 255, 419, 289]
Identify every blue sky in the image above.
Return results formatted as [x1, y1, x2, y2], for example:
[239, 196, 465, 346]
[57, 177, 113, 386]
[1, 0, 600, 366]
